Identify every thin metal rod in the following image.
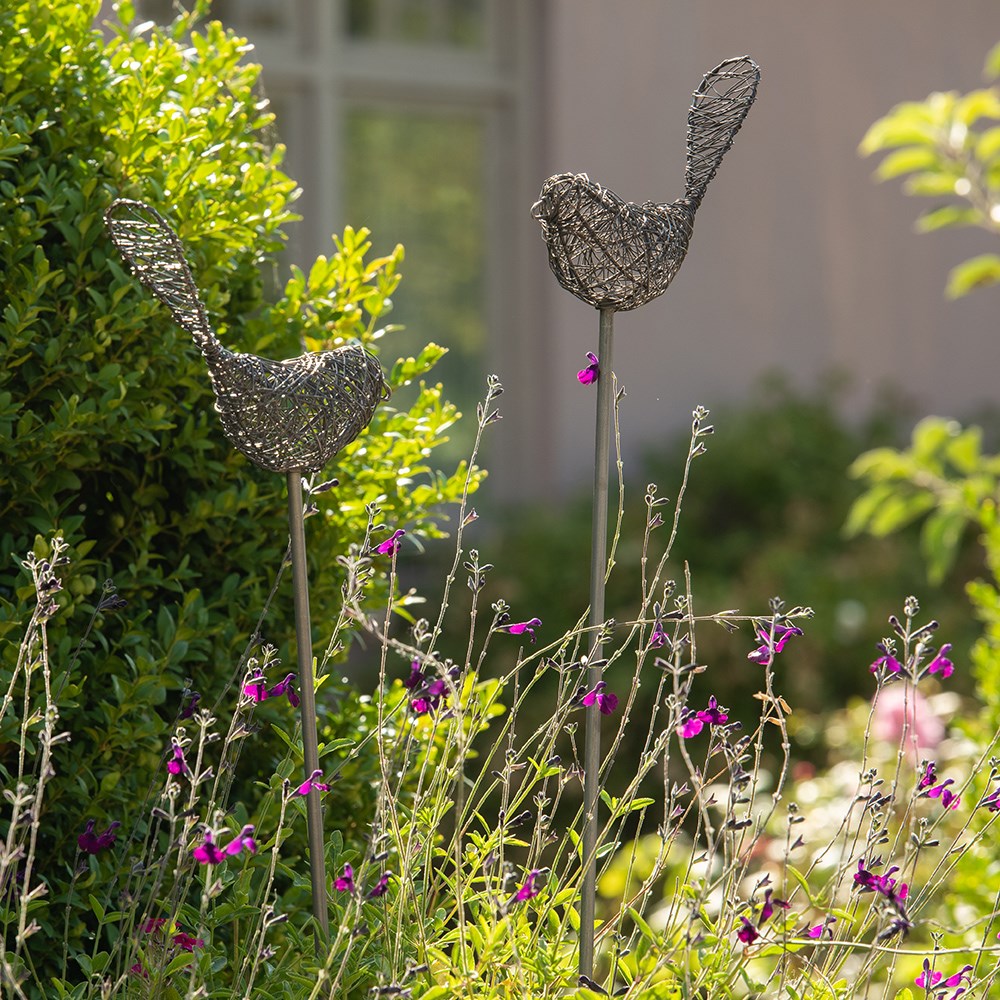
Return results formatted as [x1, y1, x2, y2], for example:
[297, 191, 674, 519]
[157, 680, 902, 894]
[580, 307, 614, 980]
[287, 470, 330, 942]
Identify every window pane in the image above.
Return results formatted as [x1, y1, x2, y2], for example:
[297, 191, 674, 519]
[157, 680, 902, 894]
[344, 107, 487, 460]
[346, 0, 487, 49]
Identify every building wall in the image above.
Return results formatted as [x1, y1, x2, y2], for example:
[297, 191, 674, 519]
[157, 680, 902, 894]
[537, 1, 1000, 496]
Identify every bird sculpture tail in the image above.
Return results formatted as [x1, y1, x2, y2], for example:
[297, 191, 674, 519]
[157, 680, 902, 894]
[105, 199, 220, 355]
[684, 56, 760, 208]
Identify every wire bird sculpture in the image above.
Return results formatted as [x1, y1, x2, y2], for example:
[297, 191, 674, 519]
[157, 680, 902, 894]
[105, 199, 388, 474]
[105, 198, 391, 942]
[530, 56, 761, 985]
[532, 56, 760, 311]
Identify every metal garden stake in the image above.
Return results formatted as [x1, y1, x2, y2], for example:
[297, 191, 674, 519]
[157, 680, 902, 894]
[105, 200, 389, 940]
[532, 56, 760, 981]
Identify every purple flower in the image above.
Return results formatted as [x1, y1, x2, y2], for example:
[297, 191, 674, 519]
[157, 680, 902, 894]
[297, 770, 331, 796]
[927, 643, 954, 679]
[367, 871, 391, 898]
[335, 864, 355, 893]
[747, 623, 803, 665]
[678, 696, 728, 738]
[736, 916, 758, 944]
[173, 930, 204, 952]
[515, 869, 541, 901]
[193, 825, 257, 865]
[403, 661, 423, 690]
[77, 819, 121, 855]
[678, 713, 704, 739]
[376, 529, 405, 556]
[179, 692, 201, 719]
[807, 916, 836, 939]
[225, 824, 258, 856]
[243, 673, 269, 703]
[980, 784, 1000, 812]
[759, 888, 789, 925]
[853, 859, 907, 900]
[581, 681, 618, 715]
[577, 351, 599, 386]
[870, 644, 904, 675]
[926, 778, 961, 810]
[268, 673, 300, 709]
[916, 959, 973, 991]
[497, 617, 542, 642]
[918, 760, 938, 790]
[192, 832, 226, 865]
[166, 743, 188, 776]
[648, 623, 668, 648]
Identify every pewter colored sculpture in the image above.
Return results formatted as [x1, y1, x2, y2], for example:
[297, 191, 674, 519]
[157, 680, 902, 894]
[532, 56, 759, 983]
[106, 199, 390, 940]
[532, 56, 759, 311]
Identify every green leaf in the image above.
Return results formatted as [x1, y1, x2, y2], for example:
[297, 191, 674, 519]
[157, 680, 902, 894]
[921, 507, 968, 583]
[88, 894, 105, 922]
[873, 145, 940, 180]
[946, 253, 1000, 297]
[915, 204, 979, 232]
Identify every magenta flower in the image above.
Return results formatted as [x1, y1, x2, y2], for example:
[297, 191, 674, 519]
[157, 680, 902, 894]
[870, 644, 904, 675]
[927, 643, 954, 679]
[497, 617, 542, 642]
[648, 623, 668, 648]
[376, 529, 405, 556]
[736, 916, 758, 944]
[179, 691, 201, 719]
[577, 351, 599, 385]
[807, 916, 836, 939]
[166, 743, 188, 776]
[225, 824, 258, 856]
[581, 681, 619, 715]
[853, 859, 907, 901]
[747, 623, 803, 665]
[243, 673, 269, 703]
[192, 825, 257, 865]
[915, 959, 973, 991]
[678, 696, 728, 738]
[918, 760, 938, 790]
[367, 871, 391, 898]
[759, 888, 789, 925]
[925, 778, 961, 810]
[515, 869, 542, 902]
[192, 832, 226, 865]
[403, 661, 423, 689]
[980, 784, 1000, 812]
[268, 673, 300, 708]
[172, 930, 204, 952]
[77, 819, 121, 855]
[335, 864, 355, 893]
[297, 770, 331, 796]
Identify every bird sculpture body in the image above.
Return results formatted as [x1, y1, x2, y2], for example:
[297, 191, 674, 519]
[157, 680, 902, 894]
[105, 199, 388, 474]
[532, 56, 760, 311]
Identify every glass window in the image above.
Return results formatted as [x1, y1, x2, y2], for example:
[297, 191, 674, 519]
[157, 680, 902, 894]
[346, 0, 487, 49]
[344, 106, 487, 462]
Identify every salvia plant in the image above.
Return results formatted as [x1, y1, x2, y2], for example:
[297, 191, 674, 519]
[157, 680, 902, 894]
[4, 373, 1000, 998]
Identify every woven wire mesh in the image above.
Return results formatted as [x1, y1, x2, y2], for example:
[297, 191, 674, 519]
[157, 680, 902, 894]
[532, 56, 759, 311]
[105, 199, 388, 474]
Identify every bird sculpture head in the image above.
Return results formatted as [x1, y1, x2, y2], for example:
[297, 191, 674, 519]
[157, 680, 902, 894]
[105, 199, 389, 474]
[532, 56, 760, 311]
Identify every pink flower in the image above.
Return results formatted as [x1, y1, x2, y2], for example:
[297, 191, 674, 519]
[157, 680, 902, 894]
[335, 864, 355, 893]
[376, 529, 405, 556]
[192, 825, 257, 864]
[926, 643, 954, 679]
[577, 351, 599, 385]
[297, 770, 331, 796]
[497, 617, 542, 642]
[166, 743, 188, 775]
[871, 686, 944, 755]
[747, 623, 803, 665]
[581, 681, 618, 715]
[515, 869, 542, 901]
